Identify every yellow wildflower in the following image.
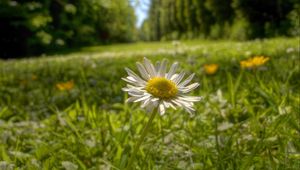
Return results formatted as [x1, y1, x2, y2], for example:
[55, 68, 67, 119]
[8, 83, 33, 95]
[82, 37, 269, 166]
[240, 60, 254, 69]
[204, 64, 219, 75]
[20, 80, 28, 86]
[240, 56, 269, 69]
[56, 80, 74, 91]
[251, 56, 269, 66]
[31, 75, 38, 80]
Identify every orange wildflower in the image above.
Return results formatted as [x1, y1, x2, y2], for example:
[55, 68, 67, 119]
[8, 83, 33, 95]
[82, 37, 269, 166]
[204, 64, 219, 75]
[56, 80, 74, 91]
[240, 56, 269, 69]
[251, 56, 269, 66]
[240, 60, 254, 69]
[31, 75, 38, 80]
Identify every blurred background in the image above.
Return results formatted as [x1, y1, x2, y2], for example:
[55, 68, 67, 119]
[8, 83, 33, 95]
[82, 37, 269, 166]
[0, 0, 299, 58]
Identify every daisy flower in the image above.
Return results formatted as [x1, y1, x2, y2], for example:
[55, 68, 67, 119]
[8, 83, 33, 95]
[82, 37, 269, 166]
[122, 57, 201, 115]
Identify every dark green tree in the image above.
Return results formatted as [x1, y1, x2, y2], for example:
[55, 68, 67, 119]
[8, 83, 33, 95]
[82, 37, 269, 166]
[143, 0, 298, 41]
[0, 0, 137, 58]
[232, 0, 295, 38]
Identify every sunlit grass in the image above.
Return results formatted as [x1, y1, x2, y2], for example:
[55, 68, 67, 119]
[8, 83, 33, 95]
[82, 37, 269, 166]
[0, 37, 299, 169]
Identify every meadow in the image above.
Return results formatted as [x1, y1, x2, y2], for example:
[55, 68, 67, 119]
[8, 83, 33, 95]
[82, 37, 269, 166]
[0, 38, 299, 169]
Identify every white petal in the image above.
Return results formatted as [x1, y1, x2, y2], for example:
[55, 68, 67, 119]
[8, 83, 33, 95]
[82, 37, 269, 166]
[170, 74, 178, 80]
[158, 59, 167, 77]
[141, 98, 152, 108]
[122, 87, 130, 92]
[127, 88, 146, 96]
[126, 88, 145, 95]
[172, 98, 195, 114]
[178, 96, 202, 102]
[163, 100, 170, 108]
[145, 100, 159, 112]
[159, 103, 165, 115]
[180, 83, 199, 93]
[173, 98, 193, 107]
[122, 87, 136, 92]
[172, 71, 185, 85]
[128, 76, 146, 85]
[122, 84, 144, 91]
[184, 106, 195, 114]
[126, 96, 140, 103]
[127, 76, 136, 82]
[155, 61, 160, 71]
[170, 99, 183, 107]
[128, 92, 144, 97]
[170, 99, 195, 114]
[151, 98, 159, 102]
[134, 95, 151, 102]
[122, 77, 136, 84]
[136, 62, 150, 80]
[178, 73, 195, 87]
[167, 101, 177, 110]
[167, 62, 179, 79]
[144, 57, 156, 77]
[125, 67, 146, 84]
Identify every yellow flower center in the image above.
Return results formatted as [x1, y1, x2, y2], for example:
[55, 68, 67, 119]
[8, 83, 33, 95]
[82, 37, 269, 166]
[146, 77, 178, 99]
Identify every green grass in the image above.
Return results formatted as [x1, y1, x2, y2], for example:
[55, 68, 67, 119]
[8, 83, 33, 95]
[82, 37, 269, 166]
[0, 37, 299, 169]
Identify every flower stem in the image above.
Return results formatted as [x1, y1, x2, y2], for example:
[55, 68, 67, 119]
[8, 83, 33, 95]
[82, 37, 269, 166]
[126, 110, 157, 170]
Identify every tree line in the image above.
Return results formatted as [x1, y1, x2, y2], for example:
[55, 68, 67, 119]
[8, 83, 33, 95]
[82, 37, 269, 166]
[0, 0, 136, 58]
[139, 0, 300, 41]
[1, 0, 299, 58]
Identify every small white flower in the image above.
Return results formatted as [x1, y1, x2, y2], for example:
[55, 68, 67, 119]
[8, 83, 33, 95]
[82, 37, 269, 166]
[286, 47, 294, 53]
[172, 40, 181, 47]
[245, 51, 252, 56]
[122, 57, 201, 115]
[61, 161, 78, 170]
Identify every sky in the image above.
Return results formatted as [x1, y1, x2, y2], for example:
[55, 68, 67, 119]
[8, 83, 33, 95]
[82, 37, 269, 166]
[131, 0, 150, 27]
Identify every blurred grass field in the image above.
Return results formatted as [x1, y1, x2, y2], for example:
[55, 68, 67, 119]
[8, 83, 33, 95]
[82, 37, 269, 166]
[0, 38, 299, 169]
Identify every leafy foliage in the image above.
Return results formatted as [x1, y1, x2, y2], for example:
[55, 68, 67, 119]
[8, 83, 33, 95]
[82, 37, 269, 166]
[142, 0, 299, 41]
[0, 0, 136, 58]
